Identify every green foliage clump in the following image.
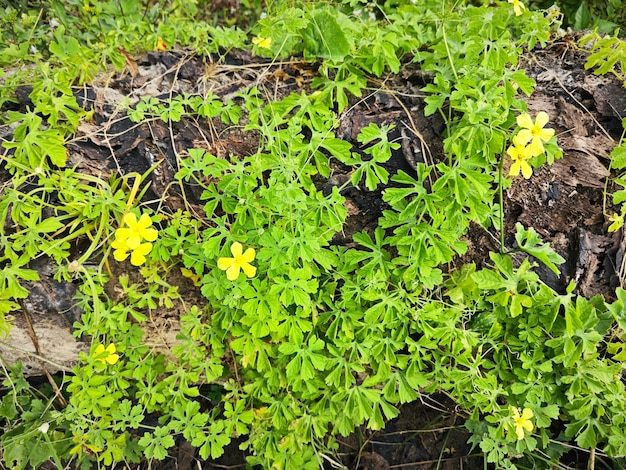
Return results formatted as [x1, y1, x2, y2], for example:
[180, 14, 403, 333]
[2, 1, 626, 470]
[531, 0, 626, 34]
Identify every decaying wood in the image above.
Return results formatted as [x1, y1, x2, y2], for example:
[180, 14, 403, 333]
[1, 311, 83, 377]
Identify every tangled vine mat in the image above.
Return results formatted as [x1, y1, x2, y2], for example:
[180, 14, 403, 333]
[4, 34, 626, 469]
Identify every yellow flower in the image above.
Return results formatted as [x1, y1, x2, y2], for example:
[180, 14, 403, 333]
[93, 344, 119, 366]
[252, 36, 272, 49]
[218, 242, 256, 281]
[130, 243, 153, 266]
[514, 112, 555, 156]
[508, 0, 526, 16]
[112, 237, 130, 262]
[510, 407, 534, 440]
[507, 141, 534, 179]
[112, 241, 154, 266]
[111, 212, 158, 266]
[155, 38, 168, 51]
[115, 213, 158, 250]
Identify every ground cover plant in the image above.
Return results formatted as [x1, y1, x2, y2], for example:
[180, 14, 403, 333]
[1, 0, 626, 468]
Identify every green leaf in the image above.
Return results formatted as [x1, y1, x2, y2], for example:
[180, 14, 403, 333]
[29, 441, 53, 469]
[574, 2, 591, 30]
[3, 113, 68, 168]
[607, 342, 626, 361]
[300, 356, 315, 380]
[357, 123, 383, 144]
[611, 143, 626, 170]
[196, 421, 230, 459]
[510, 293, 532, 317]
[302, 10, 351, 61]
[139, 428, 174, 460]
[608, 287, 626, 332]
[514, 223, 564, 276]
[36, 218, 64, 234]
[278, 341, 299, 356]
[613, 188, 626, 204]
[576, 422, 598, 449]
[320, 136, 352, 161]
[4, 436, 29, 470]
[509, 70, 536, 96]
[472, 269, 507, 290]
[0, 266, 39, 299]
[396, 372, 419, 403]
[0, 394, 17, 419]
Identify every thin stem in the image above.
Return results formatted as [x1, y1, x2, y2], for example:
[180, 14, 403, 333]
[587, 447, 595, 470]
[42, 429, 64, 470]
[441, 26, 459, 82]
[499, 152, 505, 253]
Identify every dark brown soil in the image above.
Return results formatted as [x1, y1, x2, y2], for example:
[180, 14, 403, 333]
[501, 36, 626, 299]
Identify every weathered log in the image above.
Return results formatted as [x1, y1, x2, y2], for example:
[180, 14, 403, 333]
[1, 260, 86, 376]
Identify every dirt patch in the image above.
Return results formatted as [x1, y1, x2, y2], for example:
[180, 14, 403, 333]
[503, 36, 626, 299]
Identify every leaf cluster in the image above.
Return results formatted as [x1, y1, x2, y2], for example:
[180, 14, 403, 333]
[3, 1, 626, 470]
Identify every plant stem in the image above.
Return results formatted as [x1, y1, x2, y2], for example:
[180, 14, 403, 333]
[42, 431, 64, 470]
[498, 153, 505, 253]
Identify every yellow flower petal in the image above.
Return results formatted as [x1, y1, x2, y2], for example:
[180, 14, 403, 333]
[155, 38, 168, 51]
[218, 257, 234, 270]
[242, 263, 257, 278]
[509, 160, 521, 177]
[520, 160, 533, 179]
[241, 247, 256, 262]
[104, 344, 119, 364]
[113, 248, 129, 261]
[123, 213, 137, 227]
[507, 142, 530, 160]
[509, 0, 526, 16]
[516, 113, 533, 129]
[93, 343, 119, 365]
[253, 36, 272, 49]
[114, 227, 131, 242]
[129, 243, 152, 266]
[511, 407, 533, 440]
[123, 215, 143, 249]
[226, 264, 241, 281]
[105, 353, 119, 365]
[137, 213, 153, 230]
[521, 408, 534, 423]
[117, 212, 158, 250]
[111, 237, 126, 249]
[142, 227, 158, 242]
[526, 139, 545, 157]
[537, 127, 555, 142]
[230, 242, 243, 257]
[125, 235, 142, 250]
[514, 130, 532, 147]
[509, 159, 533, 179]
[535, 111, 550, 128]
[515, 112, 554, 157]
